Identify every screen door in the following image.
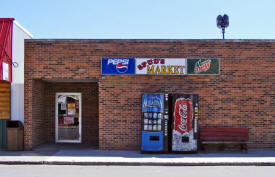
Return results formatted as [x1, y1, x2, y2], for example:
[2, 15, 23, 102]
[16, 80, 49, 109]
[55, 93, 81, 143]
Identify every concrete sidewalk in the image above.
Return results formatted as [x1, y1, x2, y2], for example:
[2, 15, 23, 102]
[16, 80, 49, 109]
[1, 145, 275, 166]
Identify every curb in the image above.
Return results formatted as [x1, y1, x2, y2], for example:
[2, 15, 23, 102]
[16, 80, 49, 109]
[1, 161, 275, 166]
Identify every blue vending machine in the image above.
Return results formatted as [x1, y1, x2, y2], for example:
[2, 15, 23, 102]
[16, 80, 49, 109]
[141, 93, 169, 152]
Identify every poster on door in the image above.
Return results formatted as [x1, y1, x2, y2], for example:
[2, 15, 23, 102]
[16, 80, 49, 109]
[67, 103, 76, 116]
[64, 117, 74, 125]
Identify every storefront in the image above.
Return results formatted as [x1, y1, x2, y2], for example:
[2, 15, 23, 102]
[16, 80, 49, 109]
[0, 18, 13, 148]
[24, 39, 275, 150]
[0, 18, 33, 149]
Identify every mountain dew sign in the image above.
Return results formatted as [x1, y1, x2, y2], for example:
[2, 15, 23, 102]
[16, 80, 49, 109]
[187, 58, 220, 75]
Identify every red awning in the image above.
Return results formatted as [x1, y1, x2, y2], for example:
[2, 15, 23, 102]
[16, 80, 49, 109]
[0, 18, 14, 82]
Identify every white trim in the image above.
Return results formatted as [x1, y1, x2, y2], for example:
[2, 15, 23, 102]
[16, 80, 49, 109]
[14, 21, 34, 38]
[55, 92, 82, 143]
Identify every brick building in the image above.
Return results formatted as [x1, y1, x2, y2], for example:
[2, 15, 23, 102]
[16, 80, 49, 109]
[24, 39, 275, 150]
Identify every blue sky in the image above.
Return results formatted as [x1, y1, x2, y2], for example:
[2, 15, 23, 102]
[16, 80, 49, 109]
[1, 0, 275, 39]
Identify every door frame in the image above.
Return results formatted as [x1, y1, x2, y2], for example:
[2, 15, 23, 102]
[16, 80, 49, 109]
[55, 92, 82, 143]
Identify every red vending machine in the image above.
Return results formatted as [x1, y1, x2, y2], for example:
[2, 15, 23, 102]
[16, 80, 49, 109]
[169, 94, 199, 153]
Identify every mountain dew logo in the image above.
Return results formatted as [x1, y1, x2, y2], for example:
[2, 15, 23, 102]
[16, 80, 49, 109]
[194, 59, 211, 73]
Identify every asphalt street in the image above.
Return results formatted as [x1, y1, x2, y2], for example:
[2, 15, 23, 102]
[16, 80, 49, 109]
[1, 165, 275, 177]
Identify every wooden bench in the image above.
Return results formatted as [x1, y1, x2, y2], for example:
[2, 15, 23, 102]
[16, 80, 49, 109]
[199, 128, 249, 152]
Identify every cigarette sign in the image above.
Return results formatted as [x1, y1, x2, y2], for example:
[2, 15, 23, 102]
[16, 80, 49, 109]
[135, 58, 187, 75]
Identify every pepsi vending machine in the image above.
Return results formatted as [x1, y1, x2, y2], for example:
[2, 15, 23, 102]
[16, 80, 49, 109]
[141, 94, 169, 152]
[169, 94, 199, 153]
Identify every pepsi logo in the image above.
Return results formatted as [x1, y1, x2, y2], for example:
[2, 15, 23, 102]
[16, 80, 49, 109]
[116, 62, 128, 73]
[108, 59, 129, 73]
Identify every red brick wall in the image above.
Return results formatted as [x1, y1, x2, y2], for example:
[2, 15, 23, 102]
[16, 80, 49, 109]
[31, 80, 47, 147]
[25, 40, 275, 150]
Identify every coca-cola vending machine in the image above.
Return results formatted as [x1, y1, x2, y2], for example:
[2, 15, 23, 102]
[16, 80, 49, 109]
[141, 93, 169, 152]
[169, 94, 199, 153]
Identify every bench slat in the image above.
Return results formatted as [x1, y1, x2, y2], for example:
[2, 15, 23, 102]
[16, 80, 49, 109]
[200, 128, 248, 132]
[201, 133, 248, 137]
[201, 141, 246, 144]
[200, 128, 248, 140]
[201, 137, 248, 141]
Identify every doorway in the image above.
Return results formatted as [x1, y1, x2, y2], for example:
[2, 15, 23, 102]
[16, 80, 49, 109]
[55, 93, 82, 143]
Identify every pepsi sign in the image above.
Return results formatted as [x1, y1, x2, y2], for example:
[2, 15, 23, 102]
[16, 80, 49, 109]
[101, 58, 135, 74]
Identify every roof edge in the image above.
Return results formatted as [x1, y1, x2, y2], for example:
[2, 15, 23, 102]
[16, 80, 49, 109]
[25, 39, 275, 42]
[14, 21, 34, 38]
[0, 18, 14, 21]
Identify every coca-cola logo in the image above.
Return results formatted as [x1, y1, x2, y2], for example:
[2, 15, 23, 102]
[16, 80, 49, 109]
[174, 99, 193, 134]
[178, 104, 188, 132]
[194, 59, 211, 73]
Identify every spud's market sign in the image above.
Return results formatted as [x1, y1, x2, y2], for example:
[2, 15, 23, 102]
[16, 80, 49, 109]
[101, 58, 219, 75]
[136, 58, 186, 75]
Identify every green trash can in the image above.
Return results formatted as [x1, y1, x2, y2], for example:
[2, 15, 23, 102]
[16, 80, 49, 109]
[7, 120, 23, 151]
[0, 120, 7, 149]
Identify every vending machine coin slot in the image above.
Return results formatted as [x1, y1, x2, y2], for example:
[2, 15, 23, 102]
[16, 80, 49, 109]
[182, 136, 189, 142]
[150, 136, 160, 141]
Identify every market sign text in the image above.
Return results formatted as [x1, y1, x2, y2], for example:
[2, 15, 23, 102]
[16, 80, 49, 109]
[135, 58, 187, 75]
